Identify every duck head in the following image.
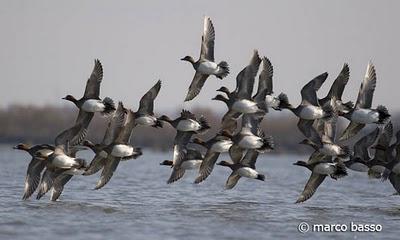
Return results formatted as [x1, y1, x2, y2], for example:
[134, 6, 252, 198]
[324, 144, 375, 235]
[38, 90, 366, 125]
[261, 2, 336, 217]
[212, 94, 229, 103]
[180, 56, 195, 64]
[62, 95, 78, 104]
[160, 160, 173, 166]
[217, 160, 233, 167]
[158, 115, 172, 123]
[13, 143, 30, 151]
[216, 86, 231, 96]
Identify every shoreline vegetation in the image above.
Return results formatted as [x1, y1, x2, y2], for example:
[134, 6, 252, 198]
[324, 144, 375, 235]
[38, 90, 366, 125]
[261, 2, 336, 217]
[1, 104, 398, 154]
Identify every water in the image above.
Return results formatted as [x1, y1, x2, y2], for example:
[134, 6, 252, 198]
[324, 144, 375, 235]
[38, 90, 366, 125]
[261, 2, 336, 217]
[0, 145, 399, 240]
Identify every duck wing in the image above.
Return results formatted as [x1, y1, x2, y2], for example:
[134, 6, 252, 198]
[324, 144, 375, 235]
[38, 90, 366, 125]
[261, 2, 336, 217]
[373, 122, 393, 163]
[36, 168, 63, 200]
[241, 150, 259, 169]
[229, 145, 244, 164]
[102, 102, 127, 145]
[83, 154, 107, 176]
[353, 127, 380, 160]
[83, 59, 103, 99]
[184, 72, 209, 102]
[339, 122, 366, 141]
[137, 80, 162, 115]
[186, 148, 203, 160]
[199, 16, 215, 62]
[115, 110, 135, 144]
[54, 123, 88, 147]
[22, 157, 47, 200]
[323, 63, 350, 102]
[235, 50, 262, 99]
[389, 173, 400, 194]
[194, 151, 220, 184]
[172, 131, 193, 167]
[295, 172, 326, 203]
[355, 62, 376, 109]
[254, 57, 274, 99]
[95, 156, 121, 190]
[225, 172, 241, 190]
[300, 72, 328, 106]
[50, 174, 73, 201]
[297, 119, 321, 144]
[167, 167, 186, 184]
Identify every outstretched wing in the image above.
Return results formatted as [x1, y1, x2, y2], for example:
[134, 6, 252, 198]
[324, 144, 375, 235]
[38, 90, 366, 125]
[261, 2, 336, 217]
[355, 62, 376, 109]
[83, 59, 103, 99]
[200, 16, 215, 61]
[184, 72, 209, 102]
[300, 72, 328, 106]
[137, 80, 162, 115]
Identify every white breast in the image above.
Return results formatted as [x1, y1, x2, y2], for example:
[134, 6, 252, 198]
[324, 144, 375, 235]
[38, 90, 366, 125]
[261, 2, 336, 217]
[136, 116, 156, 126]
[299, 106, 324, 120]
[239, 135, 263, 149]
[351, 109, 379, 124]
[52, 155, 78, 169]
[197, 61, 218, 75]
[314, 163, 335, 175]
[237, 167, 259, 179]
[181, 160, 202, 170]
[265, 95, 280, 108]
[232, 99, 259, 113]
[111, 144, 134, 157]
[320, 144, 342, 156]
[176, 119, 201, 132]
[81, 99, 105, 112]
[210, 140, 233, 153]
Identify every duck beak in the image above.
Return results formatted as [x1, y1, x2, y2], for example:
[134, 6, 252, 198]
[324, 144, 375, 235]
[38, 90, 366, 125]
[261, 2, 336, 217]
[180, 57, 185, 61]
[62, 97, 66, 100]
[12, 146, 18, 149]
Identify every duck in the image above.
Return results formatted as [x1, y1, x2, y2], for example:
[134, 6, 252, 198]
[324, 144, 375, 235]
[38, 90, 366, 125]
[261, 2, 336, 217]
[344, 127, 380, 172]
[159, 110, 210, 134]
[339, 62, 390, 141]
[280, 72, 333, 139]
[300, 114, 350, 162]
[294, 156, 347, 203]
[94, 102, 142, 190]
[381, 131, 400, 193]
[217, 149, 265, 190]
[134, 80, 163, 128]
[318, 63, 353, 114]
[13, 143, 55, 200]
[162, 148, 204, 184]
[192, 131, 233, 184]
[35, 142, 87, 200]
[83, 102, 127, 176]
[62, 59, 115, 128]
[182, 16, 229, 101]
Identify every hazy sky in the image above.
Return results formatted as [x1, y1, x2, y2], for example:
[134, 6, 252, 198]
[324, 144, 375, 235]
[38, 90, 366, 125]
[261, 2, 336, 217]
[1, 0, 399, 112]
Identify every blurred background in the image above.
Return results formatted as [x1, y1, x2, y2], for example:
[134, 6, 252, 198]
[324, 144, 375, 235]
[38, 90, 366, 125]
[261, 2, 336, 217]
[1, 0, 399, 153]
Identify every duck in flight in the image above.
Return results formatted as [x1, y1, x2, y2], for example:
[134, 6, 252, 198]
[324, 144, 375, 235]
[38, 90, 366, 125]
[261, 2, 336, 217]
[182, 16, 229, 101]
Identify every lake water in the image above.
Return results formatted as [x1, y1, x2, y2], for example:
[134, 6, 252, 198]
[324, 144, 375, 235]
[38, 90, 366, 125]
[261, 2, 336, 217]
[0, 145, 399, 240]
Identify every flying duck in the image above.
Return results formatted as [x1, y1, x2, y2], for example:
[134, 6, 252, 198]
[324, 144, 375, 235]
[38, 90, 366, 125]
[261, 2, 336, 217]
[13, 143, 54, 200]
[62, 59, 115, 129]
[83, 102, 127, 176]
[162, 148, 204, 184]
[345, 127, 380, 172]
[217, 149, 265, 190]
[182, 16, 230, 101]
[159, 110, 210, 134]
[381, 131, 400, 193]
[294, 156, 347, 203]
[192, 131, 233, 184]
[94, 102, 142, 190]
[281, 72, 333, 140]
[339, 62, 390, 141]
[134, 80, 163, 128]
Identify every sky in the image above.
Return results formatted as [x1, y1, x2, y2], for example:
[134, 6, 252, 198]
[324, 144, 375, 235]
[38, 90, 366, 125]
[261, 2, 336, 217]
[1, 0, 399, 112]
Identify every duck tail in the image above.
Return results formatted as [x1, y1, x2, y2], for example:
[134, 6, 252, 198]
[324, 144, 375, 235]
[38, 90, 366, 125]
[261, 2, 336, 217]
[331, 162, 348, 180]
[377, 105, 391, 123]
[258, 136, 274, 153]
[197, 116, 211, 134]
[256, 173, 265, 181]
[277, 92, 291, 109]
[216, 61, 230, 79]
[340, 146, 351, 159]
[342, 101, 354, 111]
[101, 97, 116, 115]
[122, 147, 143, 160]
[153, 119, 164, 128]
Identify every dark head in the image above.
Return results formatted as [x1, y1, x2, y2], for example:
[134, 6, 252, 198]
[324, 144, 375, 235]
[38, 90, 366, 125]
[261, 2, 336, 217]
[216, 86, 231, 95]
[192, 138, 206, 146]
[160, 160, 173, 166]
[180, 55, 195, 64]
[13, 143, 30, 151]
[212, 94, 228, 103]
[158, 115, 172, 123]
[62, 95, 77, 103]
[293, 161, 308, 167]
[217, 160, 233, 167]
